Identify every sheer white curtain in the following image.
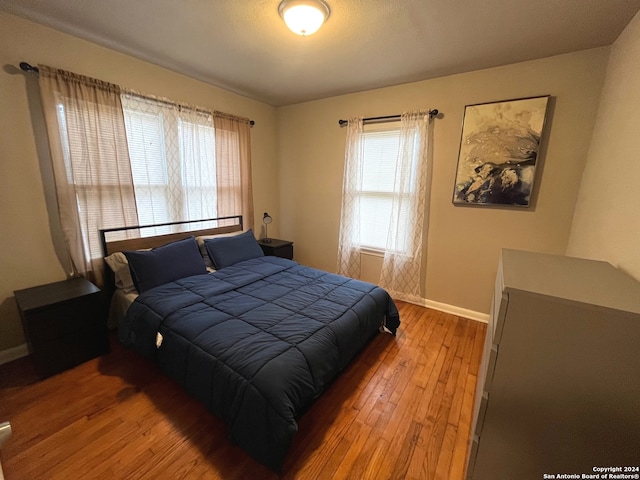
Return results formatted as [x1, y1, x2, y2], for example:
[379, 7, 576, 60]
[336, 117, 365, 278]
[121, 94, 254, 233]
[38, 66, 139, 286]
[122, 94, 213, 232]
[379, 111, 431, 303]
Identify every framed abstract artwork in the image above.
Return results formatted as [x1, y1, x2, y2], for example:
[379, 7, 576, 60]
[452, 95, 550, 207]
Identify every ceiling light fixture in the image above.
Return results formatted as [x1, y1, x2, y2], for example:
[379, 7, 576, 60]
[278, 0, 330, 36]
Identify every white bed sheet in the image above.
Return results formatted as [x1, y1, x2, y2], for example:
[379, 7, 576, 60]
[108, 288, 138, 329]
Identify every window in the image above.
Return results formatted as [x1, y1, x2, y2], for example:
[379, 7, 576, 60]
[39, 66, 252, 285]
[54, 92, 249, 265]
[355, 123, 419, 252]
[122, 94, 219, 234]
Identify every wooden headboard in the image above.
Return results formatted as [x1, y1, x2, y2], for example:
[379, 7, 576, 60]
[99, 215, 244, 257]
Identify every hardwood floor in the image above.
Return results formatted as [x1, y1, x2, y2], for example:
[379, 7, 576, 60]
[0, 302, 486, 479]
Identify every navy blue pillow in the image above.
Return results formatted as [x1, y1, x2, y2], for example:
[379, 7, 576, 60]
[124, 236, 207, 293]
[204, 229, 264, 269]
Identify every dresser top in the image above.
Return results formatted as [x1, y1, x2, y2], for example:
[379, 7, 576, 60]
[501, 249, 640, 314]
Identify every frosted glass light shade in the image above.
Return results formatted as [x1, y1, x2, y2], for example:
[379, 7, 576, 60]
[279, 0, 330, 36]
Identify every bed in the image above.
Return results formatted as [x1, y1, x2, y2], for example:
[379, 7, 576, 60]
[100, 216, 400, 471]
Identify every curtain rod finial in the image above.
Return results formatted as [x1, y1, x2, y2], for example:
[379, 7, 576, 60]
[19, 62, 39, 73]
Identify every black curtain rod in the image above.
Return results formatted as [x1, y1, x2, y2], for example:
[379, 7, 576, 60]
[18, 61, 255, 126]
[338, 109, 440, 127]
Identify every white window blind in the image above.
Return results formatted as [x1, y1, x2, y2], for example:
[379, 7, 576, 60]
[356, 124, 418, 252]
[123, 105, 171, 229]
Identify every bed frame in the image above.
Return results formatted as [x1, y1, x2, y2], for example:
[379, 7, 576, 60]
[99, 215, 244, 256]
[99, 215, 244, 298]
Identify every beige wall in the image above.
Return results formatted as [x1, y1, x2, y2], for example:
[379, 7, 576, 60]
[1, 9, 626, 355]
[0, 12, 279, 352]
[567, 11, 640, 280]
[278, 48, 609, 316]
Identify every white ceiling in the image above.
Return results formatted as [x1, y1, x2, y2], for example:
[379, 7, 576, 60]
[2, 0, 639, 106]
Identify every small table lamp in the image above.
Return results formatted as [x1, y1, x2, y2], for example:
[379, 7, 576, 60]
[263, 212, 272, 243]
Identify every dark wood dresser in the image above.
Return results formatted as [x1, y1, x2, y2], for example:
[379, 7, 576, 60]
[14, 277, 109, 378]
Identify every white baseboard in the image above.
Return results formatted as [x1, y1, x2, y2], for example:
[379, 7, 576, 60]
[0, 343, 29, 366]
[404, 298, 489, 323]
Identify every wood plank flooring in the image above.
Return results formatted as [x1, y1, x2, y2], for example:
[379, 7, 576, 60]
[0, 302, 486, 479]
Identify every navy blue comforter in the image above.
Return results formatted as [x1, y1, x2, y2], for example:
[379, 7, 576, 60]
[119, 256, 399, 470]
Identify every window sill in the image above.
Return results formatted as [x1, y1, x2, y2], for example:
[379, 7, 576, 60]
[360, 247, 385, 258]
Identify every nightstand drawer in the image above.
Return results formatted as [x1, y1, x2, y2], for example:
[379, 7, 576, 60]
[31, 331, 109, 378]
[257, 239, 294, 260]
[22, 293, 103, 345]
[268, 243, 293, 259]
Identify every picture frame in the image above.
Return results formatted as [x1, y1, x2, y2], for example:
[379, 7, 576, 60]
[452, 95, 550, 207]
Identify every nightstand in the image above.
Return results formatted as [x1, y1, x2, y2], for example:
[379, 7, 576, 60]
[14, 277, 109, 378]
[257, 238, 294, 260]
